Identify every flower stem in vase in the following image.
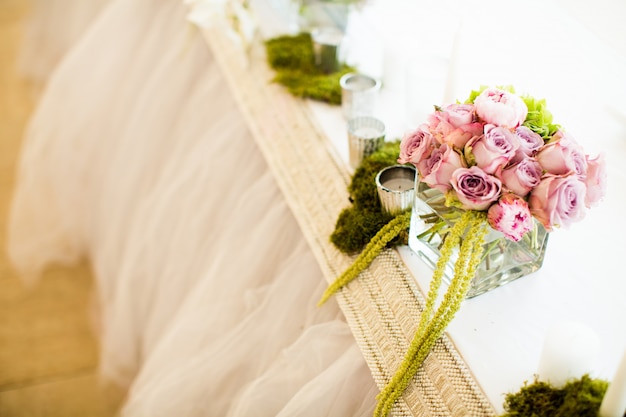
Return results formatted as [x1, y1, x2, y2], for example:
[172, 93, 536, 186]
[416, 219, 447, 244]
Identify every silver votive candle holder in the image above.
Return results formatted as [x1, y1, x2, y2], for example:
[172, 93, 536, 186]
[347, 116, 386, 170]
[340, 72, 381, 120]
[375, 165, 416, 216]
[311, 27, 343, 74]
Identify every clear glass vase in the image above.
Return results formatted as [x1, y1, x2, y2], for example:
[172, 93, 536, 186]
[297, 0, 351, 32]
[408, 182, 549, 298]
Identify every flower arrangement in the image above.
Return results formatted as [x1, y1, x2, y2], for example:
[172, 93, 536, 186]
[368, 86, 607, 416]
[320, 86, 607, 417]
[401, 86, 608, 302]
[399, 86, 606, 239]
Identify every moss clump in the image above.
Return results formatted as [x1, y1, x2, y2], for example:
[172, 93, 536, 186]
[331, 141, 410, 254]
[501, 375, 609, 417]
[264, 32, 354, 105]
[265, 33, 316, 72]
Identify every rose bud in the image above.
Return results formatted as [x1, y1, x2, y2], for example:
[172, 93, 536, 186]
[487, 193, 533, 241]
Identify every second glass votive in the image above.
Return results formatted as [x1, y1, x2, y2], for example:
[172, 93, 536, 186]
[375, 165, 416, 216]
[311, 27, 344, 74]
[347, 116, 385, 169]
[340, 72, 381, 119]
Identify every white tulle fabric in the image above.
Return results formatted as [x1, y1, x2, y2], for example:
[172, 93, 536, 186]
[9, 0, 378, 415]
[18, 0, 111, 85]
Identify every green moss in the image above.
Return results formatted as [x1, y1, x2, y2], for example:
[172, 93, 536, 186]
[501, 375, 609, 417]
[265, 33, 316, 72]
[330, 141, 411, 254]
[348, 142, 404, 208]
[264, 33, 354, 104]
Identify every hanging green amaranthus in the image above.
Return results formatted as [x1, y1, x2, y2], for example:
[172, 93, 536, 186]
[321, 209, 489, 417]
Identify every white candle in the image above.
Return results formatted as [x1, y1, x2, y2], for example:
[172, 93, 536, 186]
[382, 177, 414, 192]
[537, 321, 600, 387]
[353, 126, 383, 139]
[599, 348, 626, 417]
[375, 165, 416, 216]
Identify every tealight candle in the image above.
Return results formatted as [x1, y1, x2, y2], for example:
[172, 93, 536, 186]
[311, 27, 343, 74]
[375, 165, 416, 216]
[381, 177, 414, 191]
[599, 348, 626, 417]
[537, 321, 600, 387]
[347, 116, 385, 170]
[353, 126, 382, 138]
[340, 72, 381, 120]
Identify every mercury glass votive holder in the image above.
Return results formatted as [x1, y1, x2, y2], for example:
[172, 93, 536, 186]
[347, 116, 385, 169]
[375, 165, 416, 216]
[311, 26, 344, 74]
[340, 72, 381, 120]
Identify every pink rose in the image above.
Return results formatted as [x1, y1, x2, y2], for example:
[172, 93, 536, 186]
[498, 157, 543, 197]
[512, 126, 544, 163]
[398, 124, 435, 165]
[584, 153, 607, 207]
[474, 88, 528, 128]
[536, 130, 586, 176]
[446, 103, 475, 126]
[417, 144, 465, 193]
[487, 193, 533, 241]
[450, 166, 502, 211]
[427, 104, 484, 148]
[428, 103, 475, 127]
[529, 174, 587, 231]
[466, 124, 519, 174]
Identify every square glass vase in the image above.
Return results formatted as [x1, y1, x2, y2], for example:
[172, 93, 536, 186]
[408, 182, 549, 298]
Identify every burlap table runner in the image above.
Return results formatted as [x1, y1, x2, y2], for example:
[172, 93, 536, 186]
[200, 26, 497, 417]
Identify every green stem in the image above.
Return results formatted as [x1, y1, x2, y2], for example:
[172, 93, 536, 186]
[318, 211, 412, 307]
[416, 213, 470, 336]
[480, 239, 500, 264]
[373, 212, 488, 417]
[416, 219, 447, 241]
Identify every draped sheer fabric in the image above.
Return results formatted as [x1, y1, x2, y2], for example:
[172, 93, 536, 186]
[9, 0, 378, 414]
[18, 0, 111, 86]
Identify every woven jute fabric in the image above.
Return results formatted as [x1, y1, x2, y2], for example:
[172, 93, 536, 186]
[200, 27, 497, 417]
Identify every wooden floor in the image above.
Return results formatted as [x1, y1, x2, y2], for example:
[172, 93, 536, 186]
[0, 1, 122, 415]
